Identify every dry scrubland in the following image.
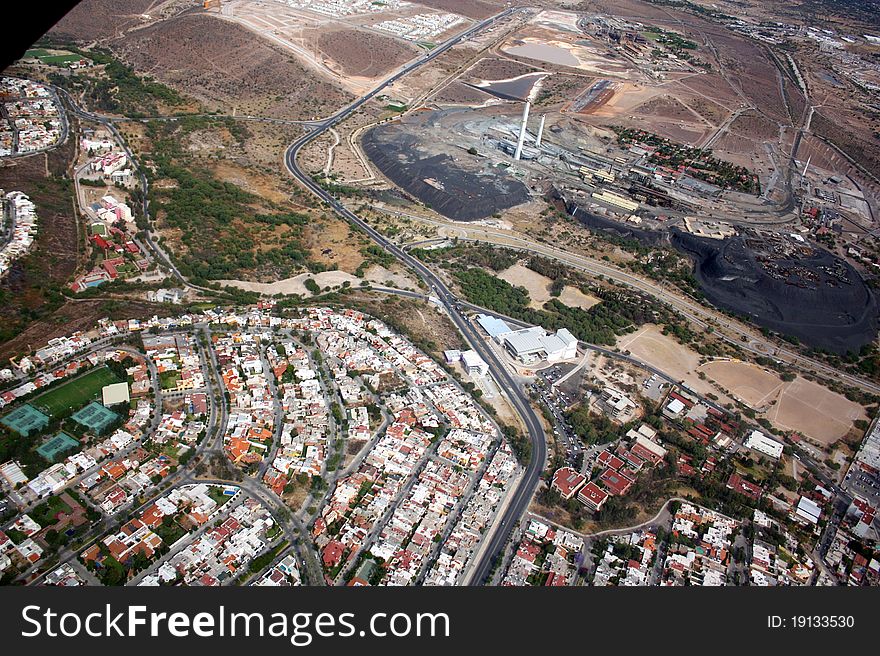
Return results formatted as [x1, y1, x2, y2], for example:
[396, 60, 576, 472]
[115, 13, 351, 120]
[49, 0, 156, 41]
[316, 29, 418, 78]
[411, 0, 503, 20]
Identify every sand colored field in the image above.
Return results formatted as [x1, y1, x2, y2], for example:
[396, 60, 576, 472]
[558, 286, 600, 310]
[498, 264, 600, 311]
[615, 324, 724, 398]
[618, 328, 864, 445]
[697, 360, 783, 408]
[767, 377, 867, 446]
[217, 265, 413, 297]
[618, 325, 700, 377]
[218, 270, 359, 296]
[498, 264, 552, 309]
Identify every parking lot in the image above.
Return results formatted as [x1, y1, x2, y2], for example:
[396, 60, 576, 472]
[844, 465, 880, 509]
[531, 365, 586, 468]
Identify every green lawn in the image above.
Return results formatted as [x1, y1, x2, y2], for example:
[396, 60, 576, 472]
[159, 370, 181, 390]
[208, 486, 234, 506]
[24, 49, 51, 59]
[39, 54, 82, 65]
[153, 518, 186, 546]
[33, 366, 120, 418]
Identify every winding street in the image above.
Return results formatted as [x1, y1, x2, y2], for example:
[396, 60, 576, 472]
[278, 8, 545, 585]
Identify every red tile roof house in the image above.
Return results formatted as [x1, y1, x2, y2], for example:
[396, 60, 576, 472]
[597, 450, 625, 471]
[577, 481, 609, 511]
[631, 441, 664, 466]
[322, 540, 346, 570]
[552, 466, 586, 499]
[726, 473, 762, 501]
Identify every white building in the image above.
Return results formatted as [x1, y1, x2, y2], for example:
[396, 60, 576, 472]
[500, 326, 578, 364]
[744, 430, 784, 460]
[461, 350, 488, 377]
[795, 496, 822, 525]
[102, 382, 130, 406]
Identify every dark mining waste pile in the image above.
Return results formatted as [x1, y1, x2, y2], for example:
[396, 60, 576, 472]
[672, 230, 878, 354]
[362, 124, 530, 221]
[569, 203, 668, 247]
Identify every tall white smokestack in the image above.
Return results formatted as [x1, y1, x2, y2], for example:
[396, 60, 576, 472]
[514, 101, 530, 161]
[535, 114, 546, 148]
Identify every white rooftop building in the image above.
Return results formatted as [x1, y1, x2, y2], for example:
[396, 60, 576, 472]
[744, 430, 784, 460]
[461, 350, 488, 377]
[500, 326, 578, 364]
[795, 496, 822, 525]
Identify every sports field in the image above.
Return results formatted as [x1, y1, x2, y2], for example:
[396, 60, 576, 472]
[24, 49, 83, 65]
[698, 360, 783, 409]
[33, 366, 119, 418]
[767, 377, 867, 446]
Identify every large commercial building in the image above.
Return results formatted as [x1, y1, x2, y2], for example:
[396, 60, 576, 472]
[474, 315, 578, 364]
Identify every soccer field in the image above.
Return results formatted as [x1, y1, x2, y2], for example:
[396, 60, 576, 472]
[33, 367, 120, 418]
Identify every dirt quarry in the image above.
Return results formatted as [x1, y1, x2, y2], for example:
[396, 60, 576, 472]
[114, 12, 351, 120]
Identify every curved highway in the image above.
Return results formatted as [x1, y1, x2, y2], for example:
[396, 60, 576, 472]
[282, 8, 546, 585]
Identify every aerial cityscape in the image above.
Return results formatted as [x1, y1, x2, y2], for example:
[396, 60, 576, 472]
[1, 0, 880, 588]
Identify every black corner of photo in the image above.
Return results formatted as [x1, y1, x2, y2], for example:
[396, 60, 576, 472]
[0, 2, 81, 71]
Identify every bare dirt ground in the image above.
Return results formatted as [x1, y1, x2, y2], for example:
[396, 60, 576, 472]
[49, 0, 159, 41]
[698, 360, 783, 408]
[496, 258, 600, 311]
[463, 57, 542, 82]
[498, 263, 553, 309]
[315, 29, 418, 78]
[616, 324, 731, 402]
[364, 265, 421, 290]
[533, 72, 594, 108]
[114, 13, 351, 121]
[558, 286, 600, 310]
[767, 377, 868, 446]
[218, 271, 361, 297]
[302, 217, 368, 273]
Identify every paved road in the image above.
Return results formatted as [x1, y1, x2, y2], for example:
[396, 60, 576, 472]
[281, 8, 546, 585]
[400, 224, 880, 396]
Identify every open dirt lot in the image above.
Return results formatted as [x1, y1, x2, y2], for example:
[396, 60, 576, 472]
[766, 377, 868, 446]
[558, 286, 600, 310]
[498, 263, 553, 309]
[218, 270, 360, 296]
[616, 324, 725, 401]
